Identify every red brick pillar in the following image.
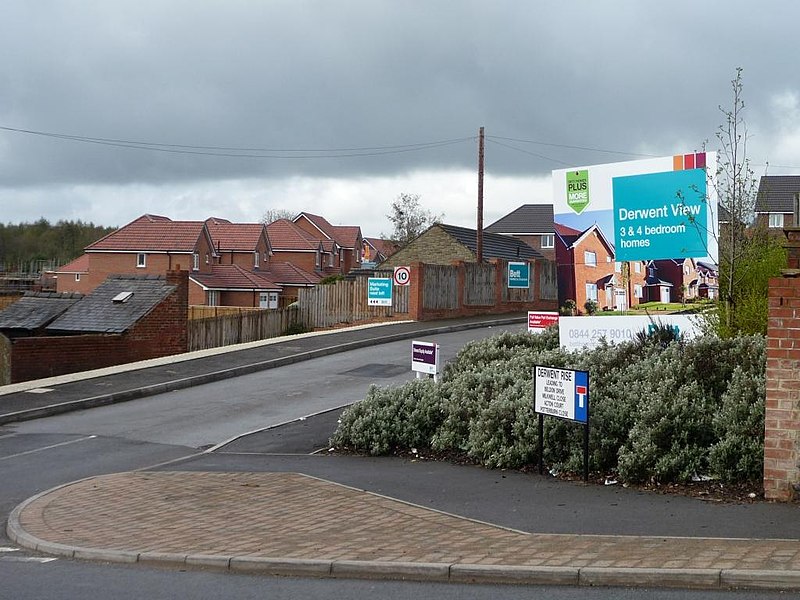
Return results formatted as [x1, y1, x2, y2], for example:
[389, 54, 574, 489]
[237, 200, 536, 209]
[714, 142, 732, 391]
[765, 228, 800, 500]
[408, 262, 424, 321]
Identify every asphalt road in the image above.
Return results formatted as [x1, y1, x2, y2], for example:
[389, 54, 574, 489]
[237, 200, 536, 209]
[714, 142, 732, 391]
[0, 322, 796, 598]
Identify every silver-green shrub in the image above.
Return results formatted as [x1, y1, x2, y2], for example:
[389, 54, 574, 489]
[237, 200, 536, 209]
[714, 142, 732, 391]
[331, 327, 766, 484]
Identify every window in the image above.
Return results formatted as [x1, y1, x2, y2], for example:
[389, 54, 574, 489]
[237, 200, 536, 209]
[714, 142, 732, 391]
[634, 284, 643, 298]
[137, 253, 146, 268]
[584, 251, 596, 267]
[585, 283, 598, 302]
[254, 251, 260, 268]
[541, 234, 554, 249]
[75, 273, 81, 282]
[193, 253, 199, 270]
[315, 251, 321, 268]
[769, 213, 785, 228]
[634, 262, 641, 274]
[614, 262, 622, 273]
[329, 252, 335, 267]
[207, 290, 219, 306]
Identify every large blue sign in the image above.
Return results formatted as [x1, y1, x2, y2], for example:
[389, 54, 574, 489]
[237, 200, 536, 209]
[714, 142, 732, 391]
[508, 262, 530, 289]
[367, 278, 392, 306]
[612, 168, 708, 261]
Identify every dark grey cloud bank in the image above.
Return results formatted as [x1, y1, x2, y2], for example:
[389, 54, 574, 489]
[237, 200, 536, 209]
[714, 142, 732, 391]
[0, 1, 798, 221]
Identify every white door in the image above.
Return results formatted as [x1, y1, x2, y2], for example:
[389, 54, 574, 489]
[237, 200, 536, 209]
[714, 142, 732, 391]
[259, 293, 270, 308]
[614, 289, 627, 311]
[268, 292, 279, 309]
[660, 286, 670, 304]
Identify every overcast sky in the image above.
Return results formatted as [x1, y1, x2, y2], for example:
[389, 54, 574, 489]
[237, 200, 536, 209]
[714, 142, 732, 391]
[2, 1, 799, 237]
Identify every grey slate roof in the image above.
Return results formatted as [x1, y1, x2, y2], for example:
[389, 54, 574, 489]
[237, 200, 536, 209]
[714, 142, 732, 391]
[47, 275, 176, 334]
[755, 175, 800, 213]
[485, 204, 554, 234]
[0, 292, 83, 331]
[439, 224, 545, 261]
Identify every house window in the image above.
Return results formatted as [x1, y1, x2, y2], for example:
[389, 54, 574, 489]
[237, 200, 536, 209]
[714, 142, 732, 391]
[634, 262, 641, 274]
[769, 213, 785, 228]
[207, 290, 219, 306]
[315, 251, 321, 268]
[585, 283, 598, 302]
[193, 253, 200, 271]
[75, 273, 81, 282]
[137, 253, 146, 268]
[329, 252, 335, 267]
[584, 251, 596, 267]
[541, 234, 554, 249]
[254, 251, 260, 268]
[614, 262, 622, 273]
[634, 284, 643, 298]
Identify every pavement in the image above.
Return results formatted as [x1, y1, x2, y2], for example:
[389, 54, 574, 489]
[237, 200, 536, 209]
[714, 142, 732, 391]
[5, 314, 800, 591]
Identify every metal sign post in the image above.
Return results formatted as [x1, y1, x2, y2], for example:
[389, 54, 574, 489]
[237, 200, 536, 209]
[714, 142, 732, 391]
[533, 365, 590, 483]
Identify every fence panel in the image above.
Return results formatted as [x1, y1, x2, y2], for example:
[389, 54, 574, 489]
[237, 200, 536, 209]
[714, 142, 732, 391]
[423, 264, 458, 310]
[539, 260, 558, 300]
[188, 306, 298, 351]
[463, 263, 495, 306]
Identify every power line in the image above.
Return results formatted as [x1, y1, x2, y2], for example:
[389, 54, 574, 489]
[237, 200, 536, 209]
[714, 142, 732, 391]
[0, 125, 474, 159]
[486, 138, 574, 167]
[486, 134, 659, 158]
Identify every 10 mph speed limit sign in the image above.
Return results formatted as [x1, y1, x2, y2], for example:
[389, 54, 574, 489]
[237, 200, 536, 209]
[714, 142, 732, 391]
[393, 266, 411, 286]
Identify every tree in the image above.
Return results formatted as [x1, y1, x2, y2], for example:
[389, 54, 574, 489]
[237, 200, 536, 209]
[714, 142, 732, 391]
[260, 208, 295, 224]
[385, 193, 441, 245]
[700, 68, 786, 336]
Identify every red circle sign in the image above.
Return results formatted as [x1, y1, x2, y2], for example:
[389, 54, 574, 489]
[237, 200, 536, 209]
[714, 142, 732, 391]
[393, 266, 411, 286]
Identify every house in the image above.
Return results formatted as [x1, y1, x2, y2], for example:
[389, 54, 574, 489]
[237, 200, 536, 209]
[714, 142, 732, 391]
[555, 223, 629, 311]
[77, 214, 217, 294]
[292, 212, 363, 274]
[754, 175, 800, 232]
[190, 264, 283, 308]
[361, 237, 400, 268]
[0, 271, 188, 385]
[485, 204, 555, 261]
[378, 223, 545, 269]
[266, 218, 330, 274]
[263, 261, 321, 302]
[204, 218, 272, 271]
[49, 255, 90, 294]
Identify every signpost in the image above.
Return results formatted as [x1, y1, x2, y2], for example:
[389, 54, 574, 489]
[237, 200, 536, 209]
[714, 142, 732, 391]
[411, 340, 439, 382]
[507, 261, 530, 289]
[367, 278, 393, 306]
[534, 365, 590, 482]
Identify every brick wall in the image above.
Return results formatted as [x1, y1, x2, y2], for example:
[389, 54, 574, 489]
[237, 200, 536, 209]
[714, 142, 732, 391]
[407, 260, 558, 321]
[6, 270, 189, 384]
[764, 228, 800, 500]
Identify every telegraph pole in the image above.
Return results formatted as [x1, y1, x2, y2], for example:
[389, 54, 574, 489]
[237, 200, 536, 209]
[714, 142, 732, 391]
[477, 126, 485, 262]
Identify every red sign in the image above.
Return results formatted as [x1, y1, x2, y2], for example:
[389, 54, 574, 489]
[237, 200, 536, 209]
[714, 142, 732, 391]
[528, 311, 559, 332]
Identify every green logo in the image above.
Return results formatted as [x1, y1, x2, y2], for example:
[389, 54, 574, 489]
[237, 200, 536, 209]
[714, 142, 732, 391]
[566, 170, 590, 214]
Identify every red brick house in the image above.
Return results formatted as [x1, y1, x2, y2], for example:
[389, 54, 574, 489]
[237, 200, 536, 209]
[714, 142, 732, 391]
[266, 219, 329, 274]
[292, 212, 363, 274]
[485, 204, 555, 262]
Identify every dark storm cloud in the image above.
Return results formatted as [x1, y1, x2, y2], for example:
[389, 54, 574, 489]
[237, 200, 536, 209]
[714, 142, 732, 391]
[0, 0, 797, 191]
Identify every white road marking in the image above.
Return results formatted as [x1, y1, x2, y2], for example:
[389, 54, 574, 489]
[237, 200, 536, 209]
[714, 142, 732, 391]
[0, 434, 17, 441]
[0, 556, 58, 563]
[0, 547, 20, 552]
[0, 435, 97, 462]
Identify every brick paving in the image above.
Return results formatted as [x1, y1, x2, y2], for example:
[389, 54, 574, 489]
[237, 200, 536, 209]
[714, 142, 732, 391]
[14, 471, 800, 571]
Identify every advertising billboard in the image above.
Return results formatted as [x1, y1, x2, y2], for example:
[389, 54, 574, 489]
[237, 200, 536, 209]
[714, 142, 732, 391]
[552, 153, 719, 310]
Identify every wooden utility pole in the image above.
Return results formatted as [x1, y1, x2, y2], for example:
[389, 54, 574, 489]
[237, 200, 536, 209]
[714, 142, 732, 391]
[477, 126, 485, 262]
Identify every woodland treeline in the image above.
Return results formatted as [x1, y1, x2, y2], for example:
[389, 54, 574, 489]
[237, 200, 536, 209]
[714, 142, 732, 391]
[0, 218, 115, 272]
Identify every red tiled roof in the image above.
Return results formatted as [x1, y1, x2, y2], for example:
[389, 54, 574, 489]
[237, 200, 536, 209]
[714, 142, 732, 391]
[294, 212, 361, 248]
[190, 264, 281, 291]
[554, 222, 582, 247]
[266, 219, 320, 251]
[205, 218, 267, 252]
[364, 237, 400, 259]
[52, 254, 89, 273]
[86, 214, 206, 253]
[265, 262, 322, 286]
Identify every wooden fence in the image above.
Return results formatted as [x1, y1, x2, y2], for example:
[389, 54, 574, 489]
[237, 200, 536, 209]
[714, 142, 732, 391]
[422, 264, 458, 310]
[297, 273, 409, 328]
[187, 305, 299, 351]
[188, 305, 265, 320]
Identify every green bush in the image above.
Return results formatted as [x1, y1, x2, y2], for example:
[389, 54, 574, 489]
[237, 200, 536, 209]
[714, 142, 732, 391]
[331, 327, 766, 485]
